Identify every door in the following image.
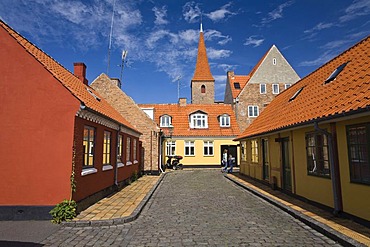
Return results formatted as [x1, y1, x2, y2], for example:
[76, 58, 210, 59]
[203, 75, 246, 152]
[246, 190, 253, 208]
[262, 139, 269, 181]
[220, 145, 238, 166]
[281, 138, 292, 192]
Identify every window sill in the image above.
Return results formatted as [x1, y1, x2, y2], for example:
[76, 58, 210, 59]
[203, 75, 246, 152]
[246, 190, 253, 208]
[117, 162, 124, 168]
[126, 161, 132, 166]
[102, 165, 113, 171]
[81, 168, 97, 176]
[134, 160, 138, 164]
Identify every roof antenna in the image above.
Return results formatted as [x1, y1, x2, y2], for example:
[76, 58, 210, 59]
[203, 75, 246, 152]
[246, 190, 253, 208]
[119, 50, 128, 86]
[107, 0, 116, 76]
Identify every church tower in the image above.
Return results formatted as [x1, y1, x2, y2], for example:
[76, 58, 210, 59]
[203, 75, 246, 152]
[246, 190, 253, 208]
[191, 23, 215, 104]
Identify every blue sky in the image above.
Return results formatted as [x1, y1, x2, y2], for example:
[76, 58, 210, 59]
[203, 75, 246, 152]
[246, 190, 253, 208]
[1, 0, 369, 104]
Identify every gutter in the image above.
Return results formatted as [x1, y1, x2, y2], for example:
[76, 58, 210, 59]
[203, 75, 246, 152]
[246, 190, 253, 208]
[314, 122, 342, 215]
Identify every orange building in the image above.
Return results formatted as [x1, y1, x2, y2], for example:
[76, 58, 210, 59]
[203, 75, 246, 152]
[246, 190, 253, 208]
[0, 20, 141, 220]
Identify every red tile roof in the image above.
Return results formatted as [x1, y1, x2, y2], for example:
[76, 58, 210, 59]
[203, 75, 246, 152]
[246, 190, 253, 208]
[139, 103, 240, 137]
[0, 20, 139, 133]
[236, 36, 370, 140]
[191, 31, 214, 82]
[228, 74, 250, 99]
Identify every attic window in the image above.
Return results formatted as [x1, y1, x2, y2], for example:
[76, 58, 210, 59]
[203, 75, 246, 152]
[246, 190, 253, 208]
[87, 88, 101, 101]
[289, 87, 304, 102]
[234, 82, 241, 89]
[324, 62, 349, 84]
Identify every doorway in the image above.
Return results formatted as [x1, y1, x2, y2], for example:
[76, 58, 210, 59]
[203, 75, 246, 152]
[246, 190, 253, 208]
[220, 145, 238, 166]
[262, 139, 269, 181]
[281, 138, 292, 192]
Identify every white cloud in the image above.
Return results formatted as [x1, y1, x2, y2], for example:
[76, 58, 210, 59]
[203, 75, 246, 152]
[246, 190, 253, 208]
[298, 51, 335, 67]
[319, 40, 351, 50]
[153, 6, 168, 25]
[204, 29, 232, 45]
[178, 29, 199, 44]
[183, 1, 201, 23]
[207, 48, 232, 59]
[244, 35, 264, 47]
[261, 1, 294, 25]
[340, 0, 370, 22]
[216, 64, 238, 72]
[304, 22, 335, 34]
[205, 2, 236, 22]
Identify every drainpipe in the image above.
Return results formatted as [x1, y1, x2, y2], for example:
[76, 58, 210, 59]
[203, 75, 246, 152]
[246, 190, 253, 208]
[158, 132, 164, 173]
[314, 122, 342, 215]
[114, 125, 121, 187]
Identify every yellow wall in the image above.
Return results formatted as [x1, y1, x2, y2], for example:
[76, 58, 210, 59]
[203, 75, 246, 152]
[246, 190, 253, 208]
[163, 138, 239, 166]
[336, 115, 370, 221]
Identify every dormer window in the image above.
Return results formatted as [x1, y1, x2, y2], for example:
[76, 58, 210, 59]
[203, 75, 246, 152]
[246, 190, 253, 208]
[160, 115, 172, 127]
[219, 114, 230, 127]
[190, 112, 208, 129]
[234, 82, 241, 89]
[325, 61, 349, 84]
[87, 88, 101, 101]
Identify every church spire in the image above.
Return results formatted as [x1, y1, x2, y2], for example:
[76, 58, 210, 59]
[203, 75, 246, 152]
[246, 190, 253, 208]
[191, 23, 214, 81]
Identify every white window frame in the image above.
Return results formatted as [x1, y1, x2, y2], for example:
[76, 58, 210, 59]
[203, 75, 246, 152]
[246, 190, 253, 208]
[285, 84, 291, 89]
[203, 141, 214, 156]
[273, 58, 277, 65]
[166, 141, 176, 156]
[190, 113, 208, 129]
[260, 84, 266, 94]
[160, 115, 172, 127]
[272, 84, 279, 94]
[248, 105, 259, 117]
[220, 114, 230, 127]
[184, 141, 195, 156]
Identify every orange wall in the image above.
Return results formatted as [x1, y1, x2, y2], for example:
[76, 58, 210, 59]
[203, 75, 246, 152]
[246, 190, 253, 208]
[0, 28, 80, 205]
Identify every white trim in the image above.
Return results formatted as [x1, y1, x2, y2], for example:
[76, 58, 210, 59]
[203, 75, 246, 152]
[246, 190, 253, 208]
[134, 160, 139, 164]
[117, 162, 125, 168]
[81, 168, 98, 176]
[260, 84, 266, 94]
[102, 165, 113, 171]
[248, 105, 259, 117]
[126, 161, 133, 166]
[272, 84, 279, 94]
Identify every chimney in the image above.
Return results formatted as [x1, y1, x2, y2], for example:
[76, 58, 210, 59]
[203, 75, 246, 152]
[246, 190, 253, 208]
[73, 62, 88, 85]
[179, 98, 187, 106]
[110, 78, 122, 88]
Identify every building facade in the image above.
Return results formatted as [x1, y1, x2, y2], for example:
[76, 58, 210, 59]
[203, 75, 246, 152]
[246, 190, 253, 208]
[235, 36, 370, 224]
[224, 45, 300, 132]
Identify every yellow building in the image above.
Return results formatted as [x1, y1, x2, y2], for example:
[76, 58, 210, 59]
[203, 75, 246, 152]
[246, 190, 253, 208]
[235, 36, 370, 224]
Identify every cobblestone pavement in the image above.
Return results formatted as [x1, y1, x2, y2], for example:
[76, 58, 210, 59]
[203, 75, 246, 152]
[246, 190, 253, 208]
[42, 170, 342, 246]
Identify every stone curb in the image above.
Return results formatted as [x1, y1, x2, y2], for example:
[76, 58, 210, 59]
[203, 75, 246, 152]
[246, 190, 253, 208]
[61, 173, 166, 227]
[224, 174, 366, 247]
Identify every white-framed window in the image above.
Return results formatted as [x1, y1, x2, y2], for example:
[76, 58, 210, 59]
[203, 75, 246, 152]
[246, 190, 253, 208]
[126, 137, 131, 162]
[285, 84, 291, 89]
[133, 138, 137, 161]
[273, 58, 277, 65]
[166, 141, 176, 156]
[248, 105, 259, 117]
[160, 115, 172, 127]
[272, 84, 279, 94]
[251, 139, 259, 163]
[83, 126, 95, 167]
[103, 131, 111, 165]
[220, 114, 230, 127]
[117, 134, 123, 162]
[185, 141, 195, 156]
[260, 84, 266, 94]
[190, 113, 208, 128]
[203, 141, 214, 156]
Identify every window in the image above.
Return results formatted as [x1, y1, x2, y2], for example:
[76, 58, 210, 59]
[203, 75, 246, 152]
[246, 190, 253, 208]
[190, 113, 208, 128]
[289, 87, 304, 102]
[347, 124, 370, 184]
[103, 131, 111, 165]
[306, 132, 330, 177]
[117, 134, 123, 162]
[241, 142, 247, 161]
[126, 137, 131, 162]
[160, 115, 172, 127]
[260, 84, 266, 94]
[251, 139, 258, 163]
[325, 61, 349, 84]
[273, 57, 277, 65]
[83, 126, 95, 167]
[86, 88, 101, 101]
[220, 114, 230, 127]
[234, 82, 241, 89]
[185, 141, 195, 156]
[285, 84, 291, 89]
[201, 85, 206, 93]
[133, 138, 137, 161]
[203, 141, 214, 156]
[272, 84, 279, 94]
[248, 106, 259, 117]
[166, 141, 176, 156]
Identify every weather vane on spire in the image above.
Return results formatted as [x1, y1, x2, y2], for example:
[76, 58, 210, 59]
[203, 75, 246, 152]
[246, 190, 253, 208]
[200, 12, 203, 32]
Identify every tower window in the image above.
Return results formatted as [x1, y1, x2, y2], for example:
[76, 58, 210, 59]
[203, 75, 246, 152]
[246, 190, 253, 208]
[201, 85, 206, 93]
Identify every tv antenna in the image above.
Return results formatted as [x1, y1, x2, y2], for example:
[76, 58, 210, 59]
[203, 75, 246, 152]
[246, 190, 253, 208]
[107, 0, 116, 76]
[175, 75, 182, 100]
[119, 50, 128, 83]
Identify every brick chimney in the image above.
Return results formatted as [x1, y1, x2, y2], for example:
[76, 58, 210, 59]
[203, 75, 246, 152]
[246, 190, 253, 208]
[73, 62, 88, 85]
[110, 78, 122, 88]
[179, 98, 187, 106]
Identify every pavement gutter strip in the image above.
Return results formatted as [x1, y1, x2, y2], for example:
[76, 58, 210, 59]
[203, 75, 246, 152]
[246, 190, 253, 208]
[224, 174, 366, 247]
[62, 173, 166, 227]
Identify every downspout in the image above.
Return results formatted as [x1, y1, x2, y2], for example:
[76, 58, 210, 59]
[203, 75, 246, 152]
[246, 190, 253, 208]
[314, 122, 342, 215]
[158, 133, 164, 173]
[114, 125, 121, 186]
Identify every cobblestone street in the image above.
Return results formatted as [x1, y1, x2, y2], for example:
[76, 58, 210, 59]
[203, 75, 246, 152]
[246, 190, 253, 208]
[42, 170, 341, 246]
